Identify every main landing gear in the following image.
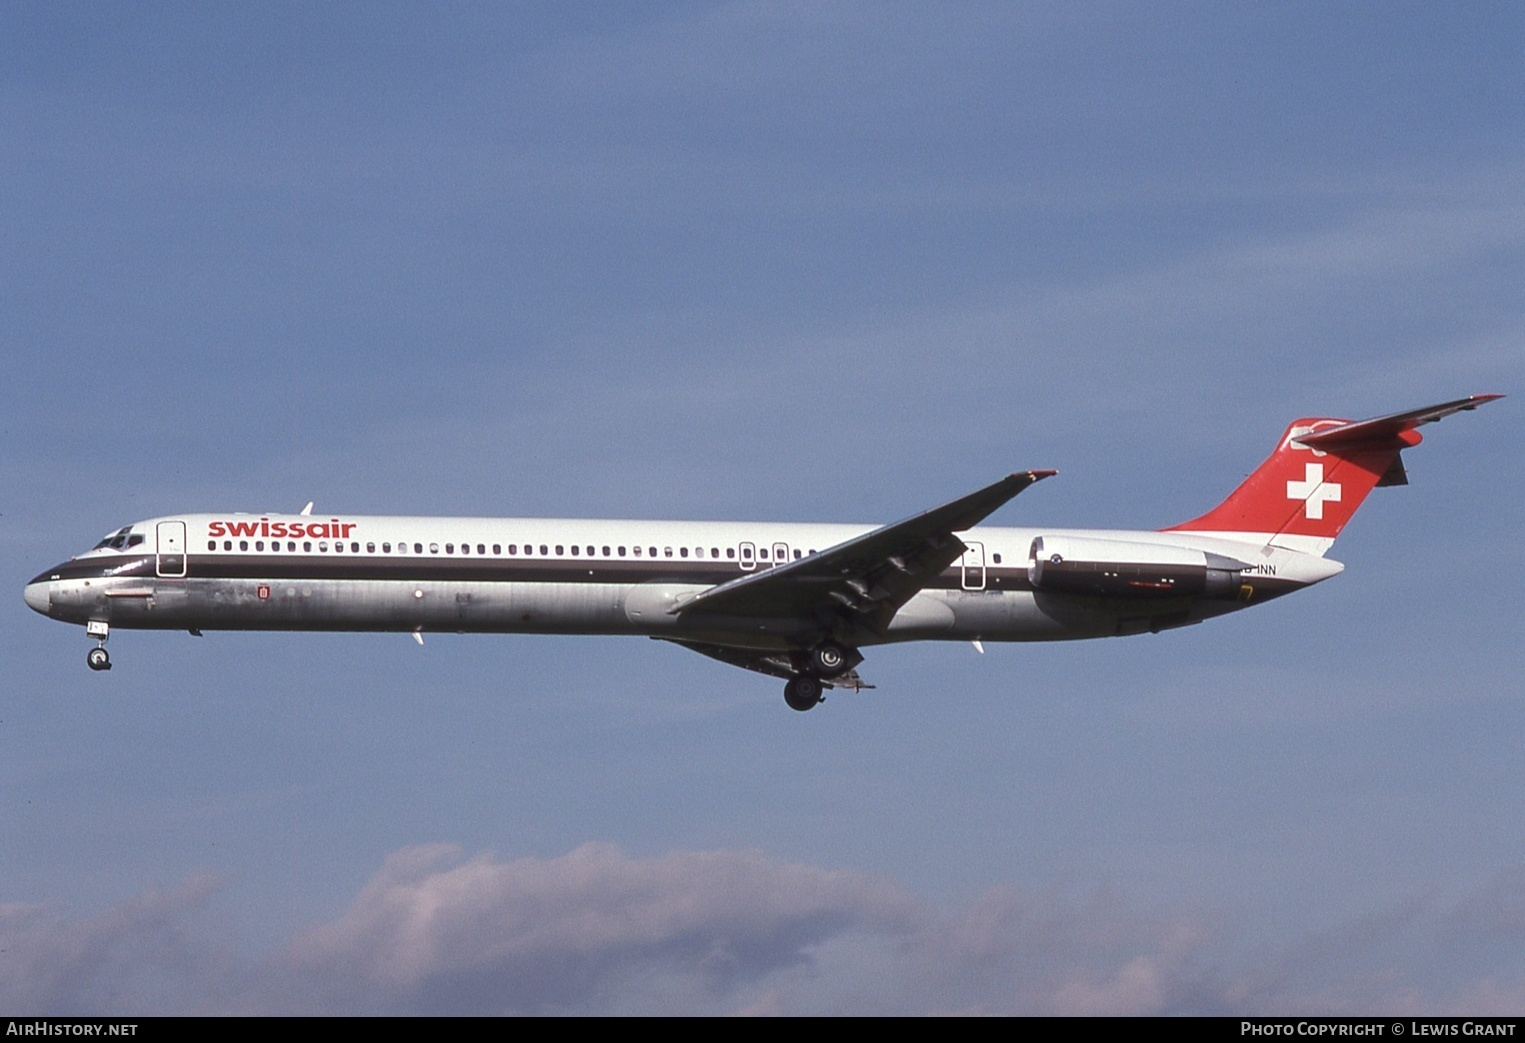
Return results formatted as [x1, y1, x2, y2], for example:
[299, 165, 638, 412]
[86, 620, 111, 671]
[808, 641, 850, 676]
[782, 641, 861, 712]
[784, 675, 823, 712]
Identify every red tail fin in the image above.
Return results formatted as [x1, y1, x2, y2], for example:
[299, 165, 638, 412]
[1165, 395, 1502, 554]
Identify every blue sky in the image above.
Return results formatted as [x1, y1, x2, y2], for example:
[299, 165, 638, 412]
[3, 2, 1522, 1014]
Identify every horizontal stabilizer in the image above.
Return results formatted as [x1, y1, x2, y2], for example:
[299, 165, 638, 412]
[1295, 394, 1503, 449]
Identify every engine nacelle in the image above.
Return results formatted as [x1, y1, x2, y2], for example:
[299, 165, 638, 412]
[1027, 535, 1248, 600]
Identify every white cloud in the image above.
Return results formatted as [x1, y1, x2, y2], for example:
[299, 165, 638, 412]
[273, 842, 918, 1014]
[0, 876, 220, 1015]
[11, 844, 1525, 1015]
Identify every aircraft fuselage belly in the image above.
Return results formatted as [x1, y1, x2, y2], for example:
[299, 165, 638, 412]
[35, 551, 1295, 646]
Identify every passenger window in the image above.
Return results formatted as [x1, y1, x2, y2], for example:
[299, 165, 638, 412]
[304, 541, 313, 552]
[727, 548, 735, 558]
[794, 550, 802, 559]
[207, 541, 216, 551]
[634, 546, 642, 556]
[479, 544, 487, 555]
[319, 542, 328, 552]
[664, 547, 673, 558]
[540, 545, 548, 555]
[367, 542, 376, 553]
[602, 546, 611, 556]
[335, 542, 343, 553]
[556, 545, 564, 555]
[240, 540, 249, 551]
[429, 543, 439, 554]
[352, 542, 360, 553]
[992, 553, 1002, 564]
[447, 544, 456, 554]
[415, 543, 423, 554]
[287, 541, 295, 551]
[618, 546, 626, 556]
[383, 543, 391, 553]
[492, 545, 500, 555]
[711, 547, 719, 557]
[649, 547, 657, 557]
[586, 545, 594, 556]
[256, 541, 265, 551]
[270, 542, 279, 553]
[680, 547, 688, 558]
[571, 545, 579, 556]
[759, 548, 769, 560]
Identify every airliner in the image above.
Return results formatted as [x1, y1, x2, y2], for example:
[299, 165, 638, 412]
[24, 396, 1500, 710]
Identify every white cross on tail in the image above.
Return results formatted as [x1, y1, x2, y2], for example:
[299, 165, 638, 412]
[1287, 463, 1342, 520]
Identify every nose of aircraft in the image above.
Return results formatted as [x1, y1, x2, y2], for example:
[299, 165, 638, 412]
[23, 579, 50, 615]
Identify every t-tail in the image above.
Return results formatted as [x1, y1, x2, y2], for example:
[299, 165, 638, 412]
[1165, 395, 1502, 556]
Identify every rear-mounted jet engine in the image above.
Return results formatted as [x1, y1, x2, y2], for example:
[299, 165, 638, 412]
[1027, 535, 1249, 600]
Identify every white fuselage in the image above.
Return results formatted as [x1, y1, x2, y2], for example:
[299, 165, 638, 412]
[26, 511, 1342, 651]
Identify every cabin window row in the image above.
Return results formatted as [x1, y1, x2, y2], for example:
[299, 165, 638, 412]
[203, 540, 825, 559]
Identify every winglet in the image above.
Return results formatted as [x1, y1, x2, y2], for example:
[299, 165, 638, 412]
[300, 502, 314, 516]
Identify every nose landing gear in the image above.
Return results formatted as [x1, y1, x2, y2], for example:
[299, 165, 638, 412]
[85, 620, 111, 671]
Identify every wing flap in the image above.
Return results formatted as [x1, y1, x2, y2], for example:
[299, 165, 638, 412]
[659, 639, 874, 690]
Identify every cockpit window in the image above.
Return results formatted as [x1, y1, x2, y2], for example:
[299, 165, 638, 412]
[94, 527, 133, 551]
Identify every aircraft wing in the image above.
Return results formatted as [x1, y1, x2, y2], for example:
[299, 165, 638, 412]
[671, 469, 1056, 634]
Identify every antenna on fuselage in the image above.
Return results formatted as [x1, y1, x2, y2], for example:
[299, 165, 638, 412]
[299, 502, 314, 516]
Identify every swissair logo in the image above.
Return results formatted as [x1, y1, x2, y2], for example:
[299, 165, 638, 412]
[1287, 463, 1342, 520]
[1285, 421, 1340, 457]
